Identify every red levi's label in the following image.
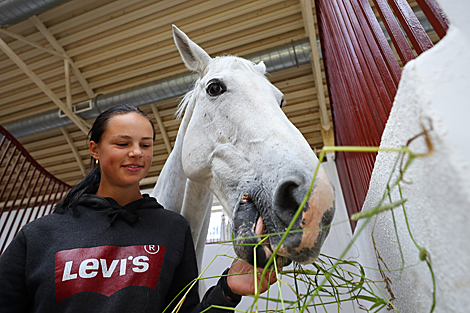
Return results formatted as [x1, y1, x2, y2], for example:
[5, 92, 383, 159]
[55, 245, 165, 302]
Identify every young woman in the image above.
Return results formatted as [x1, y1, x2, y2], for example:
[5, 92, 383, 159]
[0, 105, 276, 313]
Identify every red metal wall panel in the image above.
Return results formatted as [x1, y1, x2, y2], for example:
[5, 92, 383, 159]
[316, 0, 446, 229]
[372, 0, 416, 65]
[389, 0, 434, 54]
[416, 0, 450, 39]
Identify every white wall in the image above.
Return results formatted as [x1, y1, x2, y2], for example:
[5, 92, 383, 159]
[354, 1, 470, 312]
[201, 156, 357, 312]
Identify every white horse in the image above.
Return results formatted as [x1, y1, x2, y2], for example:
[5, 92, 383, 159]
[152, 25, 335, 270]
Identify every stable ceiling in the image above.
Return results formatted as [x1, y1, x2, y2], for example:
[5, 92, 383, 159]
[0, 0, 440, 190]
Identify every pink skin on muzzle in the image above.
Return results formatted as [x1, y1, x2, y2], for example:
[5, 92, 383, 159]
[273, 171, 335, 264]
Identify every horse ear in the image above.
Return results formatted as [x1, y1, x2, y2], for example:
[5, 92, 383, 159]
[254, 61, 266, 74]
[172, 25, 211, 74]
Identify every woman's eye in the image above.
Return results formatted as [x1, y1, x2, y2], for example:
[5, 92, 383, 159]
[141, 144, 151, 148]
[116, 143, 128, 147]
[206, 82, 226, 96]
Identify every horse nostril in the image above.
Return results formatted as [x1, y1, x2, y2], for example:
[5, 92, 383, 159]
[273, 177, 305, 216]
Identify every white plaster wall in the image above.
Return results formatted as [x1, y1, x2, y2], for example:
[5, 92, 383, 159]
[354, 1, 470, 311]
[201, 156, 357, 312]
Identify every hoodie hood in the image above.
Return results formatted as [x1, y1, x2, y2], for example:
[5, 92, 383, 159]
[77, 194, 163, 227]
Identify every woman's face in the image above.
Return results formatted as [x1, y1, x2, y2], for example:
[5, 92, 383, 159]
[90, 112, 154, 192]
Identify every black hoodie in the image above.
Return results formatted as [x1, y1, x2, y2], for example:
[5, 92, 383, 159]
[0, 194, 239, 313]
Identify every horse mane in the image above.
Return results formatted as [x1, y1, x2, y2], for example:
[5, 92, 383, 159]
[175, 55, 268, 119]
[176, 88, 196, 119]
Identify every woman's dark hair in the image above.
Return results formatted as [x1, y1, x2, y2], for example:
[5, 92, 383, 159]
[54, 104, 156, 214]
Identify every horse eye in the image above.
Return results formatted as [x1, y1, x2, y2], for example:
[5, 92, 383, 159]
[206, 82, 226, 96]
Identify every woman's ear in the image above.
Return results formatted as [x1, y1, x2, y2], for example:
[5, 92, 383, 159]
[90, 141, 99, 160]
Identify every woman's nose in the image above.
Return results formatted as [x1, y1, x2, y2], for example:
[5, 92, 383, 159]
[129, 145, 143, 157]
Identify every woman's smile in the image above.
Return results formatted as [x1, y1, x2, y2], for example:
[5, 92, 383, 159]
[122, 163, 144, 172]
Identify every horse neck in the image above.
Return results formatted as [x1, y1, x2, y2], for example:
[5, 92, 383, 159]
[151, 104, 193, 213]
[151, 100, 214, 270]
[151, 98, 214, 215]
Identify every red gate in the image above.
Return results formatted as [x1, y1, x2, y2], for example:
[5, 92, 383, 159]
[0, 125, 71, 254]
[315, 0, 448, 229]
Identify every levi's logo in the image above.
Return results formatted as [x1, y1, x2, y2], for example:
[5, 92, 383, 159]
[55, 245, 165, 302]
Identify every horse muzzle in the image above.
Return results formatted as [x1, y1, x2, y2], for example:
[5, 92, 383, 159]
[232, 194, 292, 268]
[232, 171, 335, 268]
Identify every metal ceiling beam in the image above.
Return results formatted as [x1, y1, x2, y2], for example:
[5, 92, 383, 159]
[29, 15, 95, 98]
[64, 59, 72, 110]
[59, 126, 85, 176]
[300, 0, 334, 147]
[0, 28, 64, 58]
[149, 103, 172, 155]
[0, 36, 90, 136]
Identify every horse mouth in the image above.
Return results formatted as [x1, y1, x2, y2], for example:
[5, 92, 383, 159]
[232, 177, 335, 268]
[253, 215, 292, 267]
[232, 192, 292, 268]
[254, 215, 273, 256]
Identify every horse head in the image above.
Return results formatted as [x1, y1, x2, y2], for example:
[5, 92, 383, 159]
[154, 25, 335, 269]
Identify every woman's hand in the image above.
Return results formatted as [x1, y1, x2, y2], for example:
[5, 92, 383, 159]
[226, 259, 277, 296]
